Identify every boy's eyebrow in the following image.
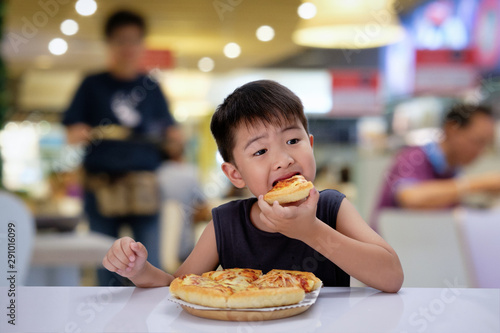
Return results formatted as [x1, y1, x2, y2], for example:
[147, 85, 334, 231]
[244, 133, 268, 150]
[244, 124, 302, 150]
[282, 124, 302, 133]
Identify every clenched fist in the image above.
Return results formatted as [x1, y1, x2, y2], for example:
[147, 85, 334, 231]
[102, 237, 148, 279]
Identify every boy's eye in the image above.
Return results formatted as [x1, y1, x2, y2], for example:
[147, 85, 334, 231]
[287, 138, 300, 145]
[254, 149, 267, 156]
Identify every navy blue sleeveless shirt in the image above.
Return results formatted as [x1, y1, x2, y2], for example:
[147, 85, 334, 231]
[212, 189, 350, 287]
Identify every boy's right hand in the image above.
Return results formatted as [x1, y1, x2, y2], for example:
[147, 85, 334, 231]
[102, 237, 148, 279]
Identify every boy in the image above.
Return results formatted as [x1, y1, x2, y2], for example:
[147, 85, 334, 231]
[103, 80, 404, 292]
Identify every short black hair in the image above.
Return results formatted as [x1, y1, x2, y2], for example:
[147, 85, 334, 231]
[210, 80, 309, 163]
[443, 104, 493, 128]
[104, 10, 146, 39]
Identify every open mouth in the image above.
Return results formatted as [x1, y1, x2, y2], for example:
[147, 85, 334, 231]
[272, 172, 300, 187]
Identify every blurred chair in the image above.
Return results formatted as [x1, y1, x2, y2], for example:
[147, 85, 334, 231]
[0, 191, 35, 286]
[457, 208, 500, 288]
[378, 209, 472, 288]
[160, 200, 183, 273]
[27, 231, 116, 286]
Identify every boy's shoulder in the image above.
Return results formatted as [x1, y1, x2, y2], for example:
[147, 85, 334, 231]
[318, 189, 345, 202]
[316, 189, 346, 228]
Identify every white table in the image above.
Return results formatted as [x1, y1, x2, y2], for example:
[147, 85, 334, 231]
[1, 287, 498, 333]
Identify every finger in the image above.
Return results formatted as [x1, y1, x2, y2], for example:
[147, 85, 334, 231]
[105, 251, 129, 271]
[257, 195, 274, 214]
[111, 242, 131, 267]
[259, 212, 277, 230]
[304, 187, 320, 207]
[120, 238, 136, 263]
[270, 201, 290, 219]
[102, 256, 119, 272]
[131, 242, 148, 259]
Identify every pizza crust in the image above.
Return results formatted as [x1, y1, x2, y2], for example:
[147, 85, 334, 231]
[264, 175, 314, 204]
[227, 287, 305, 309]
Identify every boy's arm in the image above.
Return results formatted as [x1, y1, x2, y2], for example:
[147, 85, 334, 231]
[258, 190, 403, 293]
[305, 199, 404, 293]
[103, 237, 174, 287]
[102, 221, 219, 287]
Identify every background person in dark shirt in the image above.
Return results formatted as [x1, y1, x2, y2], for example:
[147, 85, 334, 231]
[62, 10, 180, 285]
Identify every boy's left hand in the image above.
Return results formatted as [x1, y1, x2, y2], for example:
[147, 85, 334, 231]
[257, 188, 320, 241]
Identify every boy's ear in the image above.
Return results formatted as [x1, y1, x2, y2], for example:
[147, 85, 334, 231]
[221, 162, 246, 188]
[309, 134, 314, 148]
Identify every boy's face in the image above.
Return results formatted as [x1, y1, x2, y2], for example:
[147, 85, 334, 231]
[222, 119, 316, 197]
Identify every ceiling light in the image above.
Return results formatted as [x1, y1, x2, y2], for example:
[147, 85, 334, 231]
[298, 2, 317, 19]
[223, 43, 241, 58]
[198, 57, 215, 72]
[293, 0, 405, 49]
[256, 25, 275, 42]
[48, 38, 68, 55]
[61, 19, 79, 35]
[75, 0, 97, 16]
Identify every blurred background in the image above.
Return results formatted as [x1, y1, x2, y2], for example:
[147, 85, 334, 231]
[0, 0, 499, 288]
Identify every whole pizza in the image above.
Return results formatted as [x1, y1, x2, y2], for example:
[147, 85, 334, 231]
[170, 268, 322, 309]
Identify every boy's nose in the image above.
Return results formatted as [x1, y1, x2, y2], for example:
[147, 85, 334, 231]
[273, 152, 294, 170]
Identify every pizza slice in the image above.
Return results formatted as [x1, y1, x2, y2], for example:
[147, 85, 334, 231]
[263, 269, 322, 292]
[170, 274, 234, 308]
[263, 174, 314, 205]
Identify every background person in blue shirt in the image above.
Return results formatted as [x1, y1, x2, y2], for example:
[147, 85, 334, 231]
[62, 10, 180, 286]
